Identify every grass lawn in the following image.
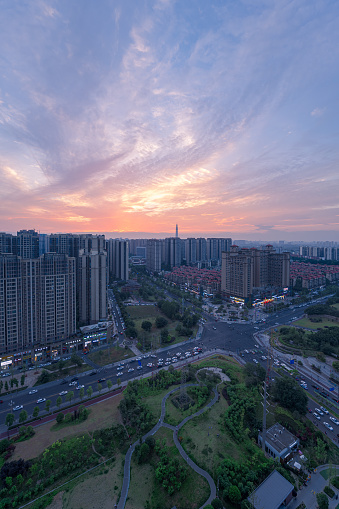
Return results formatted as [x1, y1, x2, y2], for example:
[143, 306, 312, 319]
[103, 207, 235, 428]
[125, 427, 210, 509]
[87, 346, 133, 366]
[127, 305, 197, 348]
[293, 318, 339, 330]
[165, 388, 215, 426]
[180, 384, 246, 477]
[62, 455, 124, 509]
[320, 467, 339, 480]
[142, 385, 181, 421]
[11, 392, 124, 461]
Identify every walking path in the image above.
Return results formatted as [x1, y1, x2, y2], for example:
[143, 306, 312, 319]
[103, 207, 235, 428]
[117, 382, 220, 509]
[288, 464, 339, 509]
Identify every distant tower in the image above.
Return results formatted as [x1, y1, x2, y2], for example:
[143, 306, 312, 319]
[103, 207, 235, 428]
[175, 224, 178, 238]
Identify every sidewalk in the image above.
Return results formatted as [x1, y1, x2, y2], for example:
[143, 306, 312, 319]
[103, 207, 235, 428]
[288, 465, 339, 509]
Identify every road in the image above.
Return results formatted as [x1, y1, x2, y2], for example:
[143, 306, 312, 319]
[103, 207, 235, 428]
[1, 293, 337, 445]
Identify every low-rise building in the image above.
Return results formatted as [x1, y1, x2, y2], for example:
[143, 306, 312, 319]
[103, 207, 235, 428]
[258, 423, 299, 463]
[248, 469, 294, 509]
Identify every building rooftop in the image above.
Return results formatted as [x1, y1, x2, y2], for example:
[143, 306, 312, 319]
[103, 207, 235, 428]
[248, 469, 294, 509]
[264, 423, 298, 454]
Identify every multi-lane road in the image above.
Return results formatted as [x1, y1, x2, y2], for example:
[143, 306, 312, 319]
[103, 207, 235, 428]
[1, 294, 338, 445]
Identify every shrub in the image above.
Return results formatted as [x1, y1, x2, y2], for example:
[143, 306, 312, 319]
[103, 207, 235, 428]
[56, 413, 64, 424]
[324, 485, 335, 498]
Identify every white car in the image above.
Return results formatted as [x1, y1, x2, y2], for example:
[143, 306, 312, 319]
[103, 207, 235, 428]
[128, 368, 134, 373]
[329, 416, 339, 425]
[324, 422, 334, 431]
[320, 406, 329, 414]
[253, 359, 258, 364]
[13, 405, 23, 411]
[28, 389, 38, 395]
[313, 413, 321, 420]
[37, 398, 46, 404]
[137, 366, 142, 370]
[76, 385, 85, 390]
[59, 391, 68, 396]
[315, 408, 324, 415]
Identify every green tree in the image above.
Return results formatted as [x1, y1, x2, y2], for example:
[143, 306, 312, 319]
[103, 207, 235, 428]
[79, 387, 85, 400]
[272, 376, 308, 415]
[0, 380, 3, 393]
[155, 316, 168, 328]
[66, 391, 74, 404]
[58, 359, 65, 372]
[5, 381, 9, 391]
[87, 386, 93, 398]
[138, 443, 150, 463]
[97, 383, 102, 394]
[19, 410, 28, 423]
[228, 485, 241, 504]
[316, 492, 329, 509]
[333, 360, 339, 372]
[56, 413, 64, 424]
[20, 374, 25, 387]
[5, 413, 15, 428]
[70, 352, 82, 367]
[117, 378, 121, 388]
[211, 500, 223, 509]
[33, 406, 40, 419]
[56, 396, 62, 409]
[45, 400, 51, 413]
[141, 320, 152, 332]
[107, 380, 113, 391]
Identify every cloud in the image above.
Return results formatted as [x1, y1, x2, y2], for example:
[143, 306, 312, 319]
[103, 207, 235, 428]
[311, 108, 325, 117]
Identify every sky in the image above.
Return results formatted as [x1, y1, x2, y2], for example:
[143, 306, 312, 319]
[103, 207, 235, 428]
[0, 0, 339, 241]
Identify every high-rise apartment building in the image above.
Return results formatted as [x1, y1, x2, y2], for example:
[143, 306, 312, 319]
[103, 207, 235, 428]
[17, 229, 39, 259]
[185, 238, 197, 265]
[0, 253, 76, 354]
[164, 237, 182, 268]
[221, 245, 290, 300]
[78, 246, 107, 326]
[146, 239, 162, 272]
[107, 239, 129, 281]
[0, 232, 18, 255]
[207, 238, 232, 263]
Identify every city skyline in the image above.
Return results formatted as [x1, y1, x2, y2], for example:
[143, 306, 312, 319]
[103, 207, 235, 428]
[1, 1, 339, 240]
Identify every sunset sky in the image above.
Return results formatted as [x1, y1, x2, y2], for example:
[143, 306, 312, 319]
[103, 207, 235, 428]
[0, 0, 338, 240]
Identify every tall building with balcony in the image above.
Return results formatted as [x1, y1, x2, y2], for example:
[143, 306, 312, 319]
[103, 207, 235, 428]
[107, 239, 129, 281]
[164, 237, 182, 268]
[78, 247, 107, 326]
[146, 239, 162, 272]
[17, 229, 39, 259]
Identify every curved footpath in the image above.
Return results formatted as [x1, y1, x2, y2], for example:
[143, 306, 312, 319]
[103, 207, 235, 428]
[117, 383, 219, 509]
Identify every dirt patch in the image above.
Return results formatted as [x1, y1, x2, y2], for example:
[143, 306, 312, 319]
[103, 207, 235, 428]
[12, 393, 124, 461]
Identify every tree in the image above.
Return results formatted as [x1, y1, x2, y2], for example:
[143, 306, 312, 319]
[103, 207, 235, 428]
[97, 383, 102, 394]
[316, 492, 329, 509]
[56, 396, 62, 410]
[66, 391, 74, 404]
[79, 387, 85, 400]
[33, 406, 39, 419]
[211, 500, 223, 509]
[0, 380, 3, 394]
[272, 376, 308, 415]
[138, 443, 150, 463]
[117, 378, 121, 388]
[45, 400, 51, 413]
[107, 380, 113, 391]
[155, 316, 168, 328]
[56, 413, 64, 424]
[70, 352, 82, 367]
[20, 375, 25, 387]
[228, 485, 241, 504]
[141, 320, 152, 332]
[5, 381, 9, 392]
[244, 362, 266, 387]
[333, 360, 339, 372]
[5, 413, 15, 428]
[87, 386, 93, 398]
[58, 359, 65, 372]
[19, 410, 28, 424]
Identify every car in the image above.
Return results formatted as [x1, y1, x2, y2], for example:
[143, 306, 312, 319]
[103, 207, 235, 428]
[308, 408, 313, 413]
[59, 391, 68, 396]
[313, 413, 321, 420]
[315, 408, 324, 415]
[76, 385, 85, 390]
[137, 365, 142, 370]
[28, 389, 38, 395]
[60, 379, 67, 385]
[97, 378, 106, 383]
[13, 405, 23, 411]
[69, 381, 77, 386]
[89, 371, 97, 376]
[212, 327, 216, 330]
[71, 377, 78, 382]
[324, 422, 334, 431]
[128, 368, 134, 373]
[320, 406, 329, 414]
[37, 398, 46, 404]
[253, 359, 258, 364]
[330, 416, 339, 425]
